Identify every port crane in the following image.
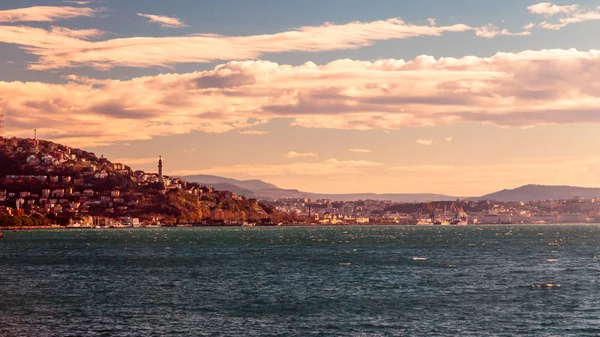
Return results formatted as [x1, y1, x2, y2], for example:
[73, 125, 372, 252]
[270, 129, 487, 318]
[449, 200, 469, 225]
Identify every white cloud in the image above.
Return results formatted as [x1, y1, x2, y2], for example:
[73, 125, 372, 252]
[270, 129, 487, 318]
[182, 148, 196, 153]
[349, 148, 372, 153]
[445, 137, 453, 142]
[416, 139, 434, 146]
[0, 16, 508, 70]
[475, 24, 531, 38]
[523, 22, 536, 30]
[529, 2, 600, 30]
[0, 6, 100, 22]
[239, 130, 268, 135]
[137, 13, 188, 29]
[284, 151, 318, 158]
[528, 2, 578, 17]
[428, 18, 436, 26]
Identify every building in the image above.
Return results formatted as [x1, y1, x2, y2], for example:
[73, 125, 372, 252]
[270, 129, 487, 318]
[157, 155, 165, 189]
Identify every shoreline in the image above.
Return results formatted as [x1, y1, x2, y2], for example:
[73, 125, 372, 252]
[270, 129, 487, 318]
[2, 222, 599, 231]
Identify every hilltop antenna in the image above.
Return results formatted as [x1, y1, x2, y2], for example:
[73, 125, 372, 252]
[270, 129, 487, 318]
[33, 129, 39, 150]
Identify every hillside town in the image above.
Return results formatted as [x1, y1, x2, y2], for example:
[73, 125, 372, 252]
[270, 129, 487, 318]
[0, 136, 292, 228]
[266, 196, 600, 225]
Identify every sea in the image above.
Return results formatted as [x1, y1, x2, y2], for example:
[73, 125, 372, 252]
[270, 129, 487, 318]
[1, 225, 600, 336]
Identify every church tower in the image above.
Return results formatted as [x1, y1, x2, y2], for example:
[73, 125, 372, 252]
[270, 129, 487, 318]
[158, 155, 164, 184]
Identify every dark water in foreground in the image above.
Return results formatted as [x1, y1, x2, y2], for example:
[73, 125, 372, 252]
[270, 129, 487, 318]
[2, 225, 600, 336]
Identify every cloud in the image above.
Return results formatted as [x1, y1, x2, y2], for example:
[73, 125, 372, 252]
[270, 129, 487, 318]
[349, 148, 372, 153]
[112, 157, 157, 165]
[284, 151, 318, 158]
[416, 139, 434, 146]
[0, 16, 489, 70]
[239, 130, 268, 135]
[137, 13, 188, 29]
[529, 2, 600, 30]
[528, 2, 578, 17]
[0, 6, 100, 22]
[170, 159, 384, 177]
[182, 148, 196, 153]
[5, 49, 600, 146]
[62, 1, 91, 5]
[475, 24, 531, 38]
[428, 18, 436, 26]
[49, 26, 103, 39]
[445, 137, 453, 142]
[523, 22, 536, 30]
[0, 26, 104, 58]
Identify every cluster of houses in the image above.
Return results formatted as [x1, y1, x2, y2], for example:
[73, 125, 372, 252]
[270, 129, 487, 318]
[268, 197, 600, 225]
[0, 138, 229, 226]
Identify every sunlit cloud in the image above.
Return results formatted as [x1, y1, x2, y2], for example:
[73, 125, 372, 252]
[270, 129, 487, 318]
[0, 16, 507, 70]
[529, 2, 600, 30]
[239, 130, 268, 135]
[528, 2, 578, 17]
[49, 26, 103, 39]
[284, 151, 318, 158]
[137, 13, 188, 28]
[170, 159, 384, 177]
[349, 148, 372, 153]
[475, 24, 531, 38]
[416, 139, 434, 146]
[62, 1, 91, 5]
[523, 22, 536, 30]
[0, 6, 100, 22]
[445, 137, 453, 142]
[4, 49, 600, 146]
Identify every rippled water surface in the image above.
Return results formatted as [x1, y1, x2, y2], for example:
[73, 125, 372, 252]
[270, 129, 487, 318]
[2, 225, 600, 336]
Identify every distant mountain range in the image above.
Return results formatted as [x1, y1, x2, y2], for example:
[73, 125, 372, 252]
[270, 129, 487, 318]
[180, 175, 458, 202]
[476, 184, 600, 202]
[180, 175, 600, 202]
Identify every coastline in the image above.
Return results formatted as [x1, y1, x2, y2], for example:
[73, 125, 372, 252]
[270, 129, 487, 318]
[2, 222, 598, 231]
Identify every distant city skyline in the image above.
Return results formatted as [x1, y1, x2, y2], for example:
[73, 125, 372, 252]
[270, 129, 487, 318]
[3, 0, 600, 195]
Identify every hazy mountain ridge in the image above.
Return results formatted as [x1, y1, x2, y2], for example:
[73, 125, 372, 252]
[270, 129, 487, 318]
[181, 175, 460, 202]
[181, 176, 600, 202]
[477, 184, 600, 202]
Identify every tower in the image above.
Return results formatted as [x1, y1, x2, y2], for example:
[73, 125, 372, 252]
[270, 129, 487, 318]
[0, 109, 4, 137]
[158, 155, 164, 184]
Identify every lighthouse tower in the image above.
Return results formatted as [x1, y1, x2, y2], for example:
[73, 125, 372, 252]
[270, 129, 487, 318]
[158, 155, 164, 185]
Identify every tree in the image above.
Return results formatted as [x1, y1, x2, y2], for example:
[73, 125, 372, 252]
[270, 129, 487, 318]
[0, 216, 22, 227]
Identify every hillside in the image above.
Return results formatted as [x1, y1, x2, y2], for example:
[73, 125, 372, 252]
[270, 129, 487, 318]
[0, 137, 296, 226]
[476, 184, 600, 202]
[182, 174, 279, 191]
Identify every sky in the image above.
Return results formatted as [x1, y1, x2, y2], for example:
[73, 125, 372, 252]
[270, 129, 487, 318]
[2, 0, 600, 196]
